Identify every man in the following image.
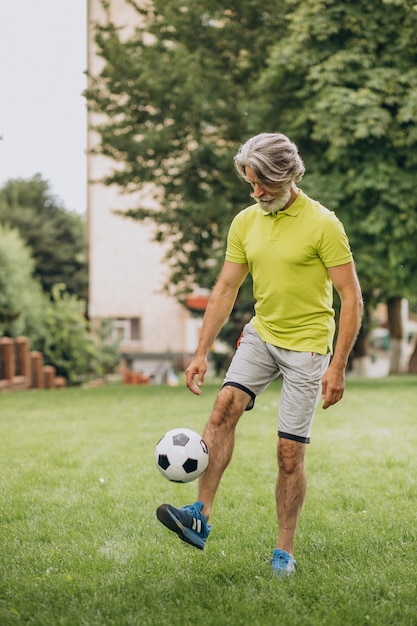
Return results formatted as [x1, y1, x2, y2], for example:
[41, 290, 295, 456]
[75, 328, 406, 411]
[156, 132, 363, 576]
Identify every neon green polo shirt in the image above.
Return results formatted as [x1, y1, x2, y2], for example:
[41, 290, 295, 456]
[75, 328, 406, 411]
[225, 190, 353, 354]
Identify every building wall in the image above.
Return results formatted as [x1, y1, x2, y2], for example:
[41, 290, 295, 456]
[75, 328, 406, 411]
[87, 0, 196, 358]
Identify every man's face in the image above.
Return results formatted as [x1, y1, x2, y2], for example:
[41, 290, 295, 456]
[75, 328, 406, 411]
[245, 165, 291, 214]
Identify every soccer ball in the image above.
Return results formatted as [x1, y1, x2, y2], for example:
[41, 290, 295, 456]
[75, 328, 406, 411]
[155, 428, 209, 483]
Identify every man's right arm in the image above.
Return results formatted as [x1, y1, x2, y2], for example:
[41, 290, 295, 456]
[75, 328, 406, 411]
[185, 261, 249, 395]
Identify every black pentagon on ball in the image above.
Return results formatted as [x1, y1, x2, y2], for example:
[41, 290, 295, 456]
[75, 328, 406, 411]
[173, 433, 190, 446]
[182, 457, 198, 474]
[158, 454, 170, 470]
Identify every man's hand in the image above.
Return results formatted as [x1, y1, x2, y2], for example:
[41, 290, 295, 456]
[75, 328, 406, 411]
[321, 363, 345, 409]
[185, 355, 208, 395]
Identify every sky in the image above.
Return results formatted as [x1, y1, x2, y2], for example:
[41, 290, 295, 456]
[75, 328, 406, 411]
[0, 1, 87, 214]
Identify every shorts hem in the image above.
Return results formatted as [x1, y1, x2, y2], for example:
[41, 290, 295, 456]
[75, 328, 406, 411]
[222, 382, 255, 411]
[278, 431, 310, 444]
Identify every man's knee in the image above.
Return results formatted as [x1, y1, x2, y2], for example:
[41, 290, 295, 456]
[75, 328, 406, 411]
[278, 438, 305, 474]
[209, 385, 250, 428]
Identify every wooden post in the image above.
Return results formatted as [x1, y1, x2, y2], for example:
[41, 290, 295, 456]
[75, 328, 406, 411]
[31, 351, 44, 389]
[15, 337, 31, 377]
[15, 336, 31, 388]
[0, 337, 15, 381]
[43, 365, 56, 389]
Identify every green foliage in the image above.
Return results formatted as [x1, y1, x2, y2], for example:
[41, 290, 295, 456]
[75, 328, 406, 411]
[86, 0, 287, 297]
[256, 0, 417, 303]
[0, 223, 45, 337]
[0, 175, 87, 299]
[30, 284, 99, 385]
[0, 178, 119, 383]
[1, 378, 417, 625]
[86, 0, 417, 310]
[91, 317, 122, 376]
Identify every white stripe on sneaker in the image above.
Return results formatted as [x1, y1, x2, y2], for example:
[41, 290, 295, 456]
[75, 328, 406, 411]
[192, 518, 202, 533]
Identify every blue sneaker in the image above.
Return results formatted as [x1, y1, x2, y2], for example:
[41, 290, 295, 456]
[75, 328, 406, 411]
[271, 549, 297, 576]
[156, 501, 211, 550]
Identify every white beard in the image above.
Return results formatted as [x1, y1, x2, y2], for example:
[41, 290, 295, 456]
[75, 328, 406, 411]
[255, 188, 292, 214]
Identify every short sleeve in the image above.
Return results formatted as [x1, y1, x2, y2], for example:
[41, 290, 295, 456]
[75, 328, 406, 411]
[225, 215, 248, 264]
[318, 213, 353, 268]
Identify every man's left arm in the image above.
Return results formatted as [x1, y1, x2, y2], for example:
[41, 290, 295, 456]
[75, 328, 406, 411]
[322, 262, 363, 409]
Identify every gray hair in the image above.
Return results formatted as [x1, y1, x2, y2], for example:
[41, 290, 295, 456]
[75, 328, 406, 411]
[234, 132, 305, 188]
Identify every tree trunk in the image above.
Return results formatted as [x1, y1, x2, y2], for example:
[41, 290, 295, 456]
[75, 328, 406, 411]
[348, 304, 371, 376]
[352, 307, 370, 358]
[408, 341, 417, 374]
[387, 297, 408, 374]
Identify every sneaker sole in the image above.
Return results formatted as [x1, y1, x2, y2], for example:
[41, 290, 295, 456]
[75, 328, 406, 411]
[156, 504, 206, 550]
[272, 566, 295, 577]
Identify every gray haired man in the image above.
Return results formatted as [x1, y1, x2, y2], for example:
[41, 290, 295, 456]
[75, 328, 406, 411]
[157, 132, 363, 576]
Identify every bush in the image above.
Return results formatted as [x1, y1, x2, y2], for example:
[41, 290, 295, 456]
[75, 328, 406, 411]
[91, 318, 121, 376]
[31, 284, 100, 385]
[0, 224, 120, 384]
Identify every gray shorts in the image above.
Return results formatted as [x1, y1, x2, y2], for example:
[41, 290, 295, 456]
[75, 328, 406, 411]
[223, 323, 331, 444]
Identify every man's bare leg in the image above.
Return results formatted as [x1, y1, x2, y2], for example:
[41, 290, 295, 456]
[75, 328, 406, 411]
[276, 438, 307, 556]
[156, 386, 249, 548]
[198, 386, 249, 521]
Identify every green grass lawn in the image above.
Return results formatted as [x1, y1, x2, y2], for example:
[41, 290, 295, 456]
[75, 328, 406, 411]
[1, 376, 417, 626]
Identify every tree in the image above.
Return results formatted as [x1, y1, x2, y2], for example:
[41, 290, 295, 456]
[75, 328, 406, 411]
[0, 182, 120, 383]
[86, 0, 287, 299]
[86, 0, 417, 368]
[0, 175, 87, 299]
[253, 0, 417, 370]
[0, 224, 45, 338]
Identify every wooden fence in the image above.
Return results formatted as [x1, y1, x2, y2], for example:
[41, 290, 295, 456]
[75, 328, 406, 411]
[0, 337, 66, 392]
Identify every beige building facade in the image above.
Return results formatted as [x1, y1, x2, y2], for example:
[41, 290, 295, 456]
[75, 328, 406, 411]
[87, 0, 200, 379]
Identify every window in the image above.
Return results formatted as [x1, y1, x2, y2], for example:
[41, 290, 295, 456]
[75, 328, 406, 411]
[112, 317, 142, 343]
[130, 317, 140, 341]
